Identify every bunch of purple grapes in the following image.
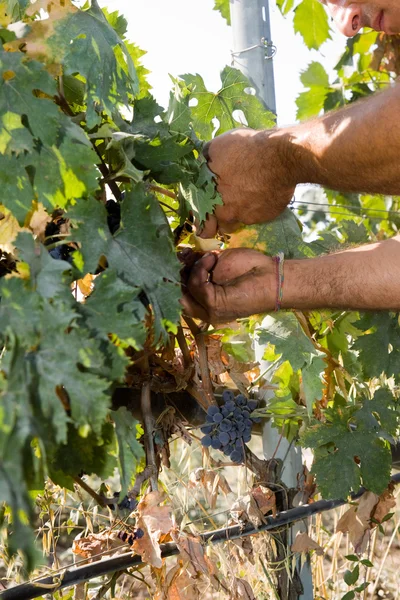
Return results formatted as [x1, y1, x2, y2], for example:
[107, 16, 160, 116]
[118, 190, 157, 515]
[200, 390, 261, 463]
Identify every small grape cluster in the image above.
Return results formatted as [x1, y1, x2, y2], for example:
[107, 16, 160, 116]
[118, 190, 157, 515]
[200, 390, 261, 463]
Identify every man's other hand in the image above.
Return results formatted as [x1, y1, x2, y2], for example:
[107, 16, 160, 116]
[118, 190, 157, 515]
[180, 248, 275, 323]
[199, 128, 296, 238]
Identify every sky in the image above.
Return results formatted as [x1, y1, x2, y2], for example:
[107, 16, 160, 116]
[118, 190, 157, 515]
[100, 0, 346, 126]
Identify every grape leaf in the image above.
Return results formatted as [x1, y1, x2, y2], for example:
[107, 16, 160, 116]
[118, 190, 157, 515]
[352, 313, 400, 378]
[69, 185, 181, 340]
[296, 62, 330, 120]
[302, 356, 325, 416]
[179, 163, 223, 223]
[213, 0, 230, 25]
[181, 67, 275, 140]
[82, 269, 146, 347]
[294, 0, 331, 50]
[49, 0, 138, 128]
[112, 407, 145, 497]
[228, 209, 309, 258]
[301, 409, 392, 498]
[257, 313, 323, 372]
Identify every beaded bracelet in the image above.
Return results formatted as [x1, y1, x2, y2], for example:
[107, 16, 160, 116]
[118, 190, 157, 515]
[272, 252, 285, 311]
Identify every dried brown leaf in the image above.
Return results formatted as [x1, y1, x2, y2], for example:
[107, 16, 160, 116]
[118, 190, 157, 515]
[336, 491, 379, 554]
[373, 488, 396, 524]
[132, 491, 174, 568]
[232, 577, 256, 600]
[171, 529, 224, 591]
[28, 203, 51, 242]
[230, 486, 276, 528]
[77, 273, 95, 298]
[188, 468, 232, 509]
[251, 485, 277, 518]
[291, 532, 323, 556]
[72, 532, 124, 560]
[154, 561, 199, 600]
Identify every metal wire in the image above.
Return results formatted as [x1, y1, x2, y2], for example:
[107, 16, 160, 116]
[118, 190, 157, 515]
[231, 37, 277, 60]
[3, 473, 400, 600]
[294, 199, 400, 216]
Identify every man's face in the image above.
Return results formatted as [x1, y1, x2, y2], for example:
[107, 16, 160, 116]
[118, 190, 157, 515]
[320, 0, 400, 37]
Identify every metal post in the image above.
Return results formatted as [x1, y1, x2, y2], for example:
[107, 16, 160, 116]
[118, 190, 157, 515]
[229, 1, 313, 597]
[230, 0, 276, 114]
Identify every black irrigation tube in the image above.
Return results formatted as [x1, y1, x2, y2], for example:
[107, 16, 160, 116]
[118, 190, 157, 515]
[3, 472, 400, 600]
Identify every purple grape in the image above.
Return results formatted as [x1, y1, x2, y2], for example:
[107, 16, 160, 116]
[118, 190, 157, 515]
[242, 410, 250, 419]
[230, 450, 243, 463]
[244, 419, 253, 428]
[201, 435, 212, 447]
[252, 417, 262, 423]
[211, 438, 222, 450]
[222, 389, 235, 403]
[236, 395, 247, 406]
[248, 400, 257, 411]
[213, 413, 223, 423]
[235, 438, 243, 449]
[220, 419, 232, 432]
[230, 430, 238, 441]
[225, 400, 236, 412]
[206, 415, 214, 423]
[221, 406, 230, 417]
[243, 432, 251, 443]
[237, 422, 246, 432]
[207, 406, 220, 416]
[201, 424, 213, 434]
[218, 432, 230, 445]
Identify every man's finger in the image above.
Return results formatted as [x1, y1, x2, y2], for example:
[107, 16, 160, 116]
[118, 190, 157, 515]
[180, 293, 210, 321]
[188, 253, 217, 287]
[198, 214, 218, 238]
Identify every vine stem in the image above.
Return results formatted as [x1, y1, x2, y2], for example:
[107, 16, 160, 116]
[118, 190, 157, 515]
[149, 184, 176, 200]
[140, 380, 158, 491]
[73, 476, 107, 508]
[176, 325, 192, 368]
[183, 317, 217, 407]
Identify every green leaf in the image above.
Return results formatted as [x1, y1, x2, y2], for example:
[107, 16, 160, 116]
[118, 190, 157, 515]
[182, 67, 275, 140]
[257, 313, 322, 372]
[294, 0, 331, 50]
[51, 0, 138, 128]
[301, 410, 392, 498]
[345, 554, 360, 562]
[69, 185, 181, 341]
[302, 357, 325, 416]
[296, 62, 331, 120]
[213, 0, 231, 25]
[344, 565, 359, 586]
[179, 162, 223, 223]
[353, 313, 400, 378]
[341, 591, 355, 600]
[229, 209, 309, 258]
[112, 407, 145, 497]
[82, 269, 146, 347]
[276, 0, 295, 15]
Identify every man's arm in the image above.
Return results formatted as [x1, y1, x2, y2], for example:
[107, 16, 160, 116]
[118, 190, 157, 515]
[201, 83, 400, 237]
[181, 236, 400, 323]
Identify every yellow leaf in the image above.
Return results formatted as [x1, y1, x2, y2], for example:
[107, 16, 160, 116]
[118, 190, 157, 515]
[28, 202, 51, 242]
[0, 205, 23, 254]
[77, 273, 94, 298]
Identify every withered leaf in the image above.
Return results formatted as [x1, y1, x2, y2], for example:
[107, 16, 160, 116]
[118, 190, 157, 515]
[336, 491, 379, 554]
[291, 532, 323, 556]
[72, 531, 124, 560]
[132, 491, 174, 568]
[188, 468, 232, 509]
[373, 488, 396, 524]
[230, 486, 276, 528]
[232, 577, 256, 600]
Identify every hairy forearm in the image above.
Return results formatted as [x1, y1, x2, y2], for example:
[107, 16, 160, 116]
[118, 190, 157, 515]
[274, 84, 400, 196]
[281, 235, 400, 311]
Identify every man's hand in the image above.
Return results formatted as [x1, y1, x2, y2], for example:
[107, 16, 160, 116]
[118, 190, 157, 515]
[180, 248, 275, 323]
[181, 235, 400, 323]
[200, 128, 296, 238]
